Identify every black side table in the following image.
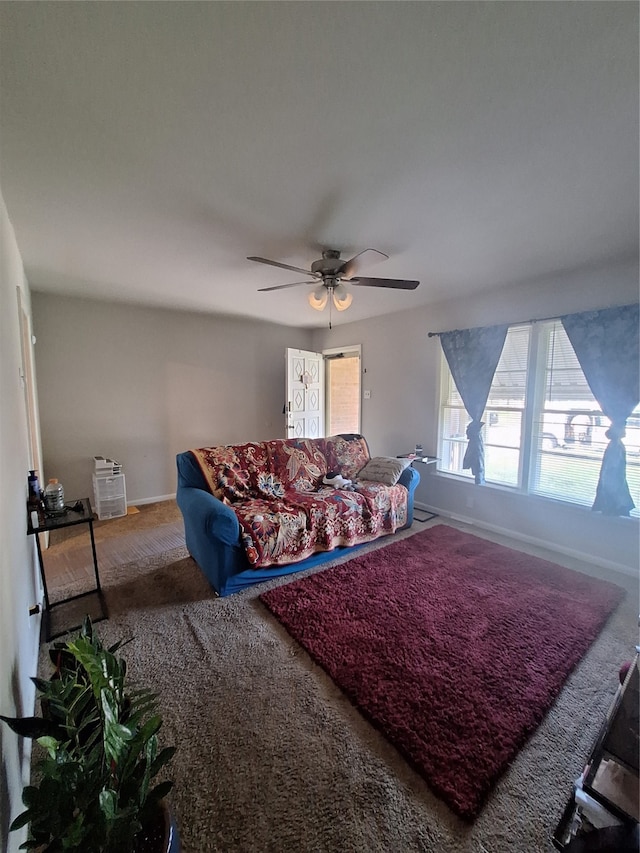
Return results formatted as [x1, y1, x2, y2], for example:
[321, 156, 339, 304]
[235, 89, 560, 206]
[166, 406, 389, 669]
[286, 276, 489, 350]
[27, 498, 108, 641]
[553, 654, 639, 849]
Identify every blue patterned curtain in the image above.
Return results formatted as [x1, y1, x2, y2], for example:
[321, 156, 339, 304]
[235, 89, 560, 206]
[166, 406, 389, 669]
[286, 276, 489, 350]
[561, 303, 639, 516]
[440, 324, 508, 484]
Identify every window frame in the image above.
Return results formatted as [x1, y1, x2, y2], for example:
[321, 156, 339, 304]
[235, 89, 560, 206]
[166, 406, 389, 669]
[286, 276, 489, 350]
[437, 321, 640, 516]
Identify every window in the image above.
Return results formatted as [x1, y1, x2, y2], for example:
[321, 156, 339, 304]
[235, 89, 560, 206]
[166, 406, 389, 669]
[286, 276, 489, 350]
[439, 321, 640, 515]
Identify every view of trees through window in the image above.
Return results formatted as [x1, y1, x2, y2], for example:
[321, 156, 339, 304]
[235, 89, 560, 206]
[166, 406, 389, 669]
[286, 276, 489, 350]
[439, 321, 640, 515]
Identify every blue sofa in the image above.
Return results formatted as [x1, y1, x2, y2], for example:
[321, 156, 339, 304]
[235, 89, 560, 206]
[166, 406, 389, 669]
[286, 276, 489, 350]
[176, 435, 420, 596]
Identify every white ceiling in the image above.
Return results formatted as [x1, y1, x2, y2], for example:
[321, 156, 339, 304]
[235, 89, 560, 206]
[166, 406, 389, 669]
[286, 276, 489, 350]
[0, 2, 638, 328]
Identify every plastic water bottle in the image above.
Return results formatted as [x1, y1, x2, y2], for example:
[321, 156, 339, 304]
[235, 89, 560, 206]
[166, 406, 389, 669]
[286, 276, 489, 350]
[415, 443, 423, 458]
[44, 478, 65, 515]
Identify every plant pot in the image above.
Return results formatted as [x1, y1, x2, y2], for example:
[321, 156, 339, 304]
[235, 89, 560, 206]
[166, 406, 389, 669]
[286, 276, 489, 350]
[134, 802, 180, 853]
[163, 803, 180, 853]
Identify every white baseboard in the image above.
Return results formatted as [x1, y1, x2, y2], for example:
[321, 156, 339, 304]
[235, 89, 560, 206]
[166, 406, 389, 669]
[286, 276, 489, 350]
[128, 493, 176, 507]
[414, 501, 637, 579]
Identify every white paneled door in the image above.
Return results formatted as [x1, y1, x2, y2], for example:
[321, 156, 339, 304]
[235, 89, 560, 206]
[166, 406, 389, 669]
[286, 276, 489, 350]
[286, 348, 325, 439]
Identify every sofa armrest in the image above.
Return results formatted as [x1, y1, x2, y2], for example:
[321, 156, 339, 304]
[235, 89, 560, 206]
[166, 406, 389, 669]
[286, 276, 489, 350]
[176, 485, 240, 546]
[397, 464, 420, 529]
[398, 464, 420, 492]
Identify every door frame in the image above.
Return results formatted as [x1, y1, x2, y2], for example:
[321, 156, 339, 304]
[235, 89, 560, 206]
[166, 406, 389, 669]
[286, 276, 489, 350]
[17, 288, 43, 475]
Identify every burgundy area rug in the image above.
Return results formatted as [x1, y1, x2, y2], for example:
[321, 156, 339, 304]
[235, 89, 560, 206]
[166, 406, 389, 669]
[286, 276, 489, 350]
[259, 524, 625, 820]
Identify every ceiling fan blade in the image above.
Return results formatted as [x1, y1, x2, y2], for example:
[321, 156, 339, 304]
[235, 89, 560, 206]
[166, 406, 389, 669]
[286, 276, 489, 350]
[258, 281, 317, 292]
[349, 277, 419, 290]
[342, 248, 390, 279]
[247, 256, 315, 278]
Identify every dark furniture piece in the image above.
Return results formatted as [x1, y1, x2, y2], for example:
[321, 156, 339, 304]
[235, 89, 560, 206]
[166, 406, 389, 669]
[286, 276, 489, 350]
[562, 824, 639, 852]
[553, 653, 639, 849]
[27, 498, 107, 641]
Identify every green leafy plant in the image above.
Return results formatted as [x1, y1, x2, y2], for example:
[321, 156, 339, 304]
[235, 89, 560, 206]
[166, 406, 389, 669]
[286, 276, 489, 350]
[1, 617, 176, 852]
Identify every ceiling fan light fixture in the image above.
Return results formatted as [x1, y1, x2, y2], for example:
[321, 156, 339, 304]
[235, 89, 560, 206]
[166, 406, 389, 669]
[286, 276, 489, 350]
[332, 283, 353, 311]
[308, 285, 328, 311]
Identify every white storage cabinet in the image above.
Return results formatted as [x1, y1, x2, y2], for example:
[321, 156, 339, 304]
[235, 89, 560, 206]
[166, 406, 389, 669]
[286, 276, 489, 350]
[92, 456, 127, 520]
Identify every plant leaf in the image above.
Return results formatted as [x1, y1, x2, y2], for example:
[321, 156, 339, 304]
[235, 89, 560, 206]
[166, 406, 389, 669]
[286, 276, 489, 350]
[9, 809, 31, 831]
[139, 715, 162, 742]
[146, 779, 173, 805]
[0, 715, 60, 740]
[99, 788, 118, 821]
[150, 746, 177, 777]
[36, 735, 61, 758]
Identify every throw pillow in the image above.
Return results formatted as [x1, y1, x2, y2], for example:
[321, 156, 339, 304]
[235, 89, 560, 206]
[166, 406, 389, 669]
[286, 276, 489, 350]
[356, 456, 412, 486]
[190, 446, 252, 502]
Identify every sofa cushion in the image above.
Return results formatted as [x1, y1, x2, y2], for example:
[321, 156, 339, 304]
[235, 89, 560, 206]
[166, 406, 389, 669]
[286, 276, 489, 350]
[235, 442, 272, 496]
[189, 446, 251, 501]
[325, 435, 370, 480]
[265, 438, 328, 492]
[190, 442, 269, 503]
[233, 482, 407, 568]
[253, 471, 286, 500]
[232, 496, 310, 566]
[357, 456, 412, 486]
[354, 481, 408, 528]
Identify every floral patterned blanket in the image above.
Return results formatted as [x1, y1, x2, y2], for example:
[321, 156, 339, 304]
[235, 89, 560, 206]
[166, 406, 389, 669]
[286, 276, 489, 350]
[190, 436, 408, 568]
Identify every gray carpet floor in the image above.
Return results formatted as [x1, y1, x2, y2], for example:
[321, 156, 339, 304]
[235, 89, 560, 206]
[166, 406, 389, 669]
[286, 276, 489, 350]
[43, 520, 638, 853]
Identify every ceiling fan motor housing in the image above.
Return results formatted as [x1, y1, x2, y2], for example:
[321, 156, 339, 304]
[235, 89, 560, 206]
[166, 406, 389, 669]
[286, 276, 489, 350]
[311, 249, 346, 278]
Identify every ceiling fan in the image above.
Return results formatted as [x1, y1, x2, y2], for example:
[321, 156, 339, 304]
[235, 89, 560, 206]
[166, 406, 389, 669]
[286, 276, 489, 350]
[247, 248, 419, 321]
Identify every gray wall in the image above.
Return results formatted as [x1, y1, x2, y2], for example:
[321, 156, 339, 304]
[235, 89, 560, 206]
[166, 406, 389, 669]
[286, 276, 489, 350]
[311, 259, 640, 574]
[32, 258, 639, 575]
[0, 190, 41, 853]
[32, 294, 311, 503]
